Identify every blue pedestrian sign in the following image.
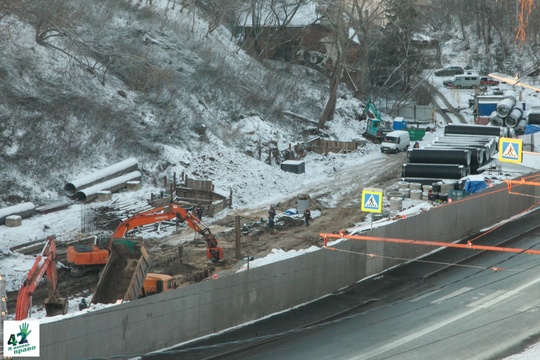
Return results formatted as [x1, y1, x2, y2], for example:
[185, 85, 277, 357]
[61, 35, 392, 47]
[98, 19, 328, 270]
[498, 138, 522, 164]
[361, 188, 383, 213]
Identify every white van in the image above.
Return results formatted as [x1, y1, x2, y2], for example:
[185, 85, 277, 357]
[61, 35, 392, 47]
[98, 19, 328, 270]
[450, 74, 480, 89]
[380, 130, 410, 154]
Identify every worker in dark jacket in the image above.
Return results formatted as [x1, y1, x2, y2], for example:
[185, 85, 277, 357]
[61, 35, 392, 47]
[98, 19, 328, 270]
[268, 205, 276, 221]
[196, 204, 203, 220]
[79, 298, 88, 311]
[242, 224, 249, 243]
[303, 208, 311, 226]
[268, 205, 276, 229]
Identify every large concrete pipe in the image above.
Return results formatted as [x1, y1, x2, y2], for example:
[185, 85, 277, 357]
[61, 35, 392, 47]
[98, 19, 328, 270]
[505, 106, 523, 128]
[64, 158, 139, 196]
[0, 202, 36, 225]
[496, 97, 516, 118]
[72, 171, 142, 203]
[489, 111, 505, 127]
[515, 119, 528, 134]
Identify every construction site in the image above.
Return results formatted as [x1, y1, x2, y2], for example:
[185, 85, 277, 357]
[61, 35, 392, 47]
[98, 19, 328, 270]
[1, 152, 405, 322]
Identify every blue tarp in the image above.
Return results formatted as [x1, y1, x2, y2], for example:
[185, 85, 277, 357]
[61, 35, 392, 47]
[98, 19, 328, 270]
[464, 179, 488, 193]
[524, 125, 540, 135]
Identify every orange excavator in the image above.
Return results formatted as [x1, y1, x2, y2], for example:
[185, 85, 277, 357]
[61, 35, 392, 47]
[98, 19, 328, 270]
[67, 203, 223, 276]
[15, 236, 68, 320]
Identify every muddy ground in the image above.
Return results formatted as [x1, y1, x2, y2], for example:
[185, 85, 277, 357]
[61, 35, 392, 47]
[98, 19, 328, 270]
[7, 153, 406, 315]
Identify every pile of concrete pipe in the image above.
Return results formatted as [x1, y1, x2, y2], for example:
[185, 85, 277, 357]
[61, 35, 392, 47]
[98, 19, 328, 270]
[490, 90, 527, 133]
[64, 158, 141, 203]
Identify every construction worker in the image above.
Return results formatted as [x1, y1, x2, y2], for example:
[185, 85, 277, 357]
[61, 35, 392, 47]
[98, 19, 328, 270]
[268, 205, 276, 221]
[79, 298, 88, 311]
[242, 224, 249, 243]
[268, 205, 276, 229]
[196, 204, 203, 220]
[303, 208, 311, 226]
[268, 217, 275, 229]
[413, 141, 420, 149]
[242, 224, 249, 237]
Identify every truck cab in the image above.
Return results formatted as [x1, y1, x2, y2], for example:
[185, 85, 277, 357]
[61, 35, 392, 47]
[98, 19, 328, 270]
[141, 273, 178, 297]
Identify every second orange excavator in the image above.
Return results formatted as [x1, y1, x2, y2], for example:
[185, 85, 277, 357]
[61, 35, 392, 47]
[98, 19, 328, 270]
[66, 204, 222, 276]
[16, 236, 68, 320]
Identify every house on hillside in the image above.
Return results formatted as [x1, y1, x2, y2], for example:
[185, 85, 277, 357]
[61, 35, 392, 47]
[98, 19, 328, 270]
[239, 0, 439, 87]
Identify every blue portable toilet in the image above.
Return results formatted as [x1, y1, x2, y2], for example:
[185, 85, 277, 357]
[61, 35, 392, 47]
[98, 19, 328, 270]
[393, 117, 407, 130]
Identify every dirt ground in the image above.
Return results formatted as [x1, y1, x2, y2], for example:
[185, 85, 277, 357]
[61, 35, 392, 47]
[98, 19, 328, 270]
[6, 152, 406, 314]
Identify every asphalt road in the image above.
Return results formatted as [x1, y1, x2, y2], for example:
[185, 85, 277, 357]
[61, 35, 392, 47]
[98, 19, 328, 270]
[141, 208, 540, 360]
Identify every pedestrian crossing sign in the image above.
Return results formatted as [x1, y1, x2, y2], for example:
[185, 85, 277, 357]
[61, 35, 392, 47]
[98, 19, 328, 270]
[361, 188, 383, 213]
[498, 138, 522, 164]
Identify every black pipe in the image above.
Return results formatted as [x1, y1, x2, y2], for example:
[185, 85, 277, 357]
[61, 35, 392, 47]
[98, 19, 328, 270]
[444, 124, 505, 137]
[427, 144, 485, 161]
[408, 149, 471, 166]
[402, 164, 467, 179]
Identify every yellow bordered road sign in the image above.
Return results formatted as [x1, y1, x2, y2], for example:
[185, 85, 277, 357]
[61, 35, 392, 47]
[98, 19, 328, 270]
[498, 137, 522, 164]
[361, 188, 383, 213]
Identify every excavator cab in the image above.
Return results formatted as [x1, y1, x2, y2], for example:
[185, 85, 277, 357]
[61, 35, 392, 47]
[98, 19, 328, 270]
[95, 233, 110, 249]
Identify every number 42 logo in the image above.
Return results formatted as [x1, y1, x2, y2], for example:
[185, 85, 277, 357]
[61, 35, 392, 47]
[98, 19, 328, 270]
[7, 321, 32, 346]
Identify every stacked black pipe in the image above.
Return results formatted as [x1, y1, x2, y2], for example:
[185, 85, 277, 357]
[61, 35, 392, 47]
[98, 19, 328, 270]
[401, 124, 502, 183]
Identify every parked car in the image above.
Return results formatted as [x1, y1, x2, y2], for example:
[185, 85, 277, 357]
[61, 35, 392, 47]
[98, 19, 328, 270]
[444, 74, 484, 88]
[434, 66, 464, 76]
[480, 76, 500, 86]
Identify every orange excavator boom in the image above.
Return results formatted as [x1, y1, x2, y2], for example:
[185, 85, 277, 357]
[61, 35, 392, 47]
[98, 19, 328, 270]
[109, 203, 222, 261]
[67, 203, 222, 274]
[15, 236, 68, 320]
[110, 203, 211, 241]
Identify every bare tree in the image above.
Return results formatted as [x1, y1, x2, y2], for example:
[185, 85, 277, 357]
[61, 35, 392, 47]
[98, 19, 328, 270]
[317, 0, 346, 130]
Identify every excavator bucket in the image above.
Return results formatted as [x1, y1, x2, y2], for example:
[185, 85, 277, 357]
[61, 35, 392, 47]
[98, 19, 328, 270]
[44, 297, 68, 317]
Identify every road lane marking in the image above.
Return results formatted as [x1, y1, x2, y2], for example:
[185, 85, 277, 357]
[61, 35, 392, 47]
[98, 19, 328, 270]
[467, 289, 516, 308]
[410, 289, 441, 302]
[430, 287, 473, 304]
[358, 277, 540, 359]
[357, 306, 482, 359]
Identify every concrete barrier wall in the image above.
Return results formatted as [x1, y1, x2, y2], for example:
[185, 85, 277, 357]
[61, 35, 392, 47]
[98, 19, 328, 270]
[33, 177, 539, 359]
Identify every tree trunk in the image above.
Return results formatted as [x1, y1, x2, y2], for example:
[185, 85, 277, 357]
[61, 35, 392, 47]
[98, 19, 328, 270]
[317, 63, 343, 130]
[317, 0, 345, 131]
